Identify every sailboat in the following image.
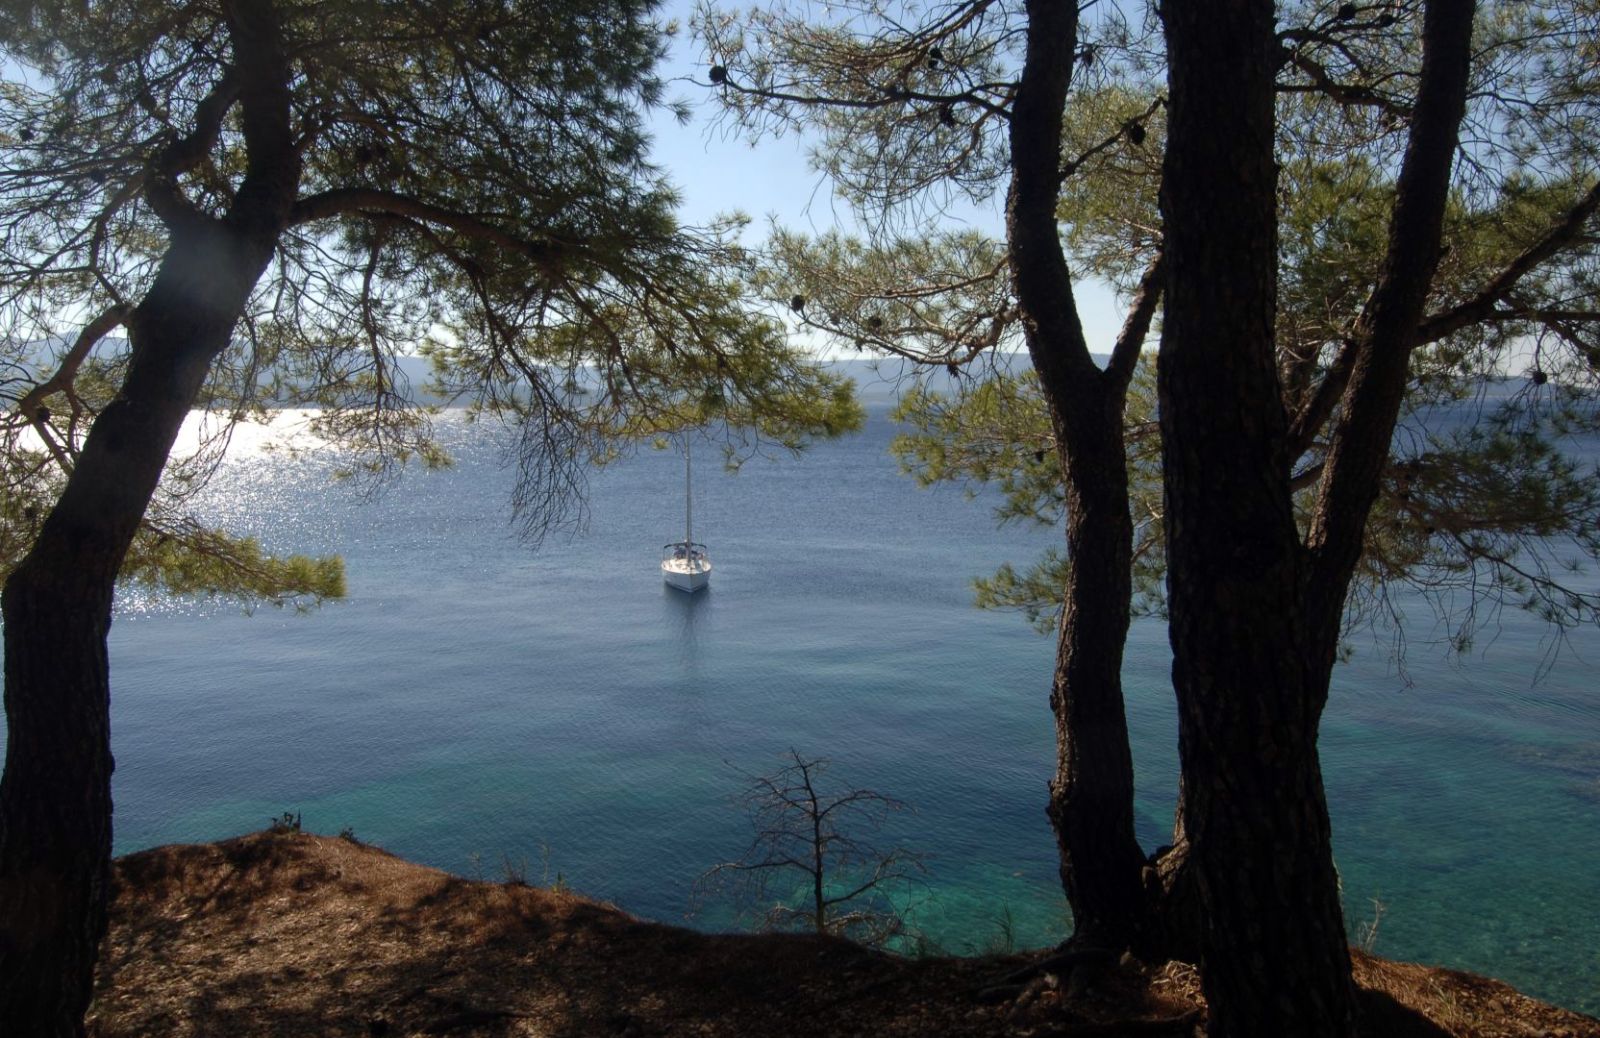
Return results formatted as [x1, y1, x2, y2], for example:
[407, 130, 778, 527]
[661, 436, 711, 592]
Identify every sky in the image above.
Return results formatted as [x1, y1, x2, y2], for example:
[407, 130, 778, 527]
[640, 0, 1128, 355]
[0, 5, 1126, 359]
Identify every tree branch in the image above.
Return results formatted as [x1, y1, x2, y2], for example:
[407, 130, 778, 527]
[1305, 0, 1478, 642]
[1105, 250, 1164, 389]
[1287, 337, 1359, 458]
[14, 305, 131, 426]
[1058, 96, 1165, 184]
[290, 189, 566, 267]
[1414, 179, 1600, 346]
[1280, 51, 1412, 120]
[156, 65, 243, 179]
[143, 65, 242, 231]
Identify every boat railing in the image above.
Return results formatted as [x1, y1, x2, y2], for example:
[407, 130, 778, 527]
[662, 541, 709, 562]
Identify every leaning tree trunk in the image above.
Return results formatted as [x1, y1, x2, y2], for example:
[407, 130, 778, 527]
[0, 220, 280, 1036]
[1007, 0, 1151, 952]
[1302, 0, 1478, 714]
[1157, 1, 1359, 1034]
[0, 9, 296, 1033]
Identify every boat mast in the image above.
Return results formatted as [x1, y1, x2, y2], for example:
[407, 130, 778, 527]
[684, 434, 693, 547]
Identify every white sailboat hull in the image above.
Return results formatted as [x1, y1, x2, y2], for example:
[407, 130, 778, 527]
[662, 556, 711, 593]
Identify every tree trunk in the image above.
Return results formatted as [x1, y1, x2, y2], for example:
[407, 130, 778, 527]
[1006, 0, 1150, 952]
[0, 220, 279, 1035]
[0, 569, 116, 1038]
[0, 10, 296, 1031]
[1157, 1, 1359, 1034]
[1040, 378, 1149, 950]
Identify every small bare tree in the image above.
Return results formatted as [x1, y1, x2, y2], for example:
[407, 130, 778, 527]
[699, 751, 926, 947]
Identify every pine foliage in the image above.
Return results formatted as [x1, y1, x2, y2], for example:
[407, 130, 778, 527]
[0, 0, 862, 594]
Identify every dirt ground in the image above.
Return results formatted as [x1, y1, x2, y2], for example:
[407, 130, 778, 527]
[88, 831, 1599, 1038]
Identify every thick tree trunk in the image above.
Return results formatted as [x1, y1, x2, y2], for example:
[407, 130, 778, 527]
[1154, 0, 1474, 1028]
[1157, 1, 1359, 1035]
[0, 571, 116, 1038]
[0, 222, 277, 1036]
[0, 9, 296, 1032]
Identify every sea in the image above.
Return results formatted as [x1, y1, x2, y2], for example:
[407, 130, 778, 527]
[11, 364, 1599, 1014]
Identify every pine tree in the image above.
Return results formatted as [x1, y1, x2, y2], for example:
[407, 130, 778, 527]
[0, 2, 858, 1032]
[694, 0, 1599, 1028]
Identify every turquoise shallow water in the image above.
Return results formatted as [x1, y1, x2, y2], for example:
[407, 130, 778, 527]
[5, 376, 1597, 1014]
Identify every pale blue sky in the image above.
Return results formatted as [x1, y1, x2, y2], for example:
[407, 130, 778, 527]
[643, 0, 1127, 353]
[2, 8, 1125, 357]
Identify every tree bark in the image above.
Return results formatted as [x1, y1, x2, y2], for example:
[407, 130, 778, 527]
[1157, 1, 1359, 1034]
[1007, 0, 1151, 951]
[1154, 1, 1476, 1029]
[1039, 374, 1149, 949]
[0, 229, 277, 1036]
[1304, 0, 1477, 672]
[0, 572, 116, 1038]
[0, 6, 296, 1032]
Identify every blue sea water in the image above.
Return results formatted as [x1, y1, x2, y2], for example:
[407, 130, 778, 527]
[12, 371, 1599, 1013]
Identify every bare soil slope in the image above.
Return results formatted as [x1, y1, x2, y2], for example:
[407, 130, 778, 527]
[89, 831, 1598, 1038]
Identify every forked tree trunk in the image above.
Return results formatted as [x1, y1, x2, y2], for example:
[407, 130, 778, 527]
[1155, 0, 1475, 1030]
